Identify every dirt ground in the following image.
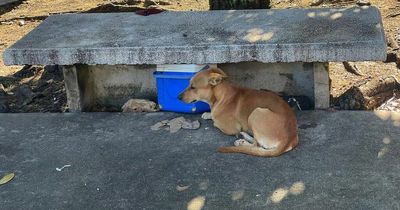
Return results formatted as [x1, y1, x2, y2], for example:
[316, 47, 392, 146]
[0, 0, 399, 112]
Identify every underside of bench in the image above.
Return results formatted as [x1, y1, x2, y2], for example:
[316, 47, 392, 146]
[60, 62, 329, 111]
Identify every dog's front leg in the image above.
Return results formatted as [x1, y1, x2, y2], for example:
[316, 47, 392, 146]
[201, 112, 212, 120]
[240, 132, 255, 143]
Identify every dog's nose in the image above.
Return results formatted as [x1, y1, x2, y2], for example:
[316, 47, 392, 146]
[178, 93, 183, 100]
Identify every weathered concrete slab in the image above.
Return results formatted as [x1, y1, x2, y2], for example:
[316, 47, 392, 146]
[3, 7, 386, 65]
[0, 111, 399, 209]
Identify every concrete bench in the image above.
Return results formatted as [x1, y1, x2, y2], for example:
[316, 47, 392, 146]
[3, 7, 386, 111]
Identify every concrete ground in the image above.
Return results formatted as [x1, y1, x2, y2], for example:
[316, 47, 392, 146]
[0, 111, 399, 210]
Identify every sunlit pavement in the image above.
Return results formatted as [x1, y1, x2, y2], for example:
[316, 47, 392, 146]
[0, 111, 399, 209]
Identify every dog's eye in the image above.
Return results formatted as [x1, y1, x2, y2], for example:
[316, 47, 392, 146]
[190, 85, 195, 89]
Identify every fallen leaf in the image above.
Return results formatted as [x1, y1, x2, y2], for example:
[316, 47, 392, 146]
[289, 182, 305, 195]
[187, 196, 205, 210]
[270, 187, 289, 203]
[182, 120, 200, 130]
[151, 121, 166, 130]
[0, 173, 15, 185]
[176, 185, 190, 191]
[378, 147, 388, 158]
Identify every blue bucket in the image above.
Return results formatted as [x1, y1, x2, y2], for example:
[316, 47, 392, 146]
[153, 71, 210, 113]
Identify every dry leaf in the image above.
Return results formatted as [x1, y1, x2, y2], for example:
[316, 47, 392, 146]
[176, 185, 190, 191]
[187, 196, 205, 210]
[0, 173, 15, 185]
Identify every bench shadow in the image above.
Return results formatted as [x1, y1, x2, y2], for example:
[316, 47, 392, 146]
[0, 65, 66, 112]
[0, 0, 24, 17]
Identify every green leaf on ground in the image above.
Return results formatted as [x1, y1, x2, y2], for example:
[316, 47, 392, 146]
[0, 173, 15, 185]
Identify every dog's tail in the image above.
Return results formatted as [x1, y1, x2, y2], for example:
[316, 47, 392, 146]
[217, 144, 287, 157]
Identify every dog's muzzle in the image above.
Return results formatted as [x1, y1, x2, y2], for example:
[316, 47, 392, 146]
[178, 93, 183, 101]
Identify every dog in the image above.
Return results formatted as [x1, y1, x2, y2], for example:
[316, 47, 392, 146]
[178, 67, 298, 157]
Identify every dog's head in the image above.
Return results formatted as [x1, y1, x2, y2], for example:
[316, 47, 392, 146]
[178, 67, 227, 104]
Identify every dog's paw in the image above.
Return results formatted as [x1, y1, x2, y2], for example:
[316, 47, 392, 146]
[234, 139, 252, 146]
[201, 112, 212, 120]
[240, 132, 254, 142]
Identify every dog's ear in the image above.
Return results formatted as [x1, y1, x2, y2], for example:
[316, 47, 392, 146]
[208, 72, 227, 86]
[209, 67, 227, 77]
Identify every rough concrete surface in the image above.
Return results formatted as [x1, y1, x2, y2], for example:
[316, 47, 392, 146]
[0, 111, 399, 209]
[3, 7, 386, 65]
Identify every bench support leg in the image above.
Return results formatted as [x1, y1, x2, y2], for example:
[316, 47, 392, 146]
[313, 62, 330, 109]
[62, 65, 83, 112]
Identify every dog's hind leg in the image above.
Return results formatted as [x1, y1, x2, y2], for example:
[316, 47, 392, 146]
[234, 132, 255, 146]
[218, 107, 291, 157]
[234, 139, 254, 146]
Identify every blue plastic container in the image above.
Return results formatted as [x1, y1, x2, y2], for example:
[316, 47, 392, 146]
[153, 71, 210, 113]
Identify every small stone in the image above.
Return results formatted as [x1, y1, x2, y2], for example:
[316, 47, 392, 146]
[16, 84, 34, 106]
[156, 0, 171, 5]
[356, 0, 370, 6]
[310, 0, 323, 6]
[387, 33, 399, 50]
[17, 20, 25, 26]
[0, 21, 13, 25]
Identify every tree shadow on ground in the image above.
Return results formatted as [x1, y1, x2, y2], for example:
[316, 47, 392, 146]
[85, 2, 143, 13]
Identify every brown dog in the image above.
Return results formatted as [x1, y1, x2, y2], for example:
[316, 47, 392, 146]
[178, 67, 298, 157]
